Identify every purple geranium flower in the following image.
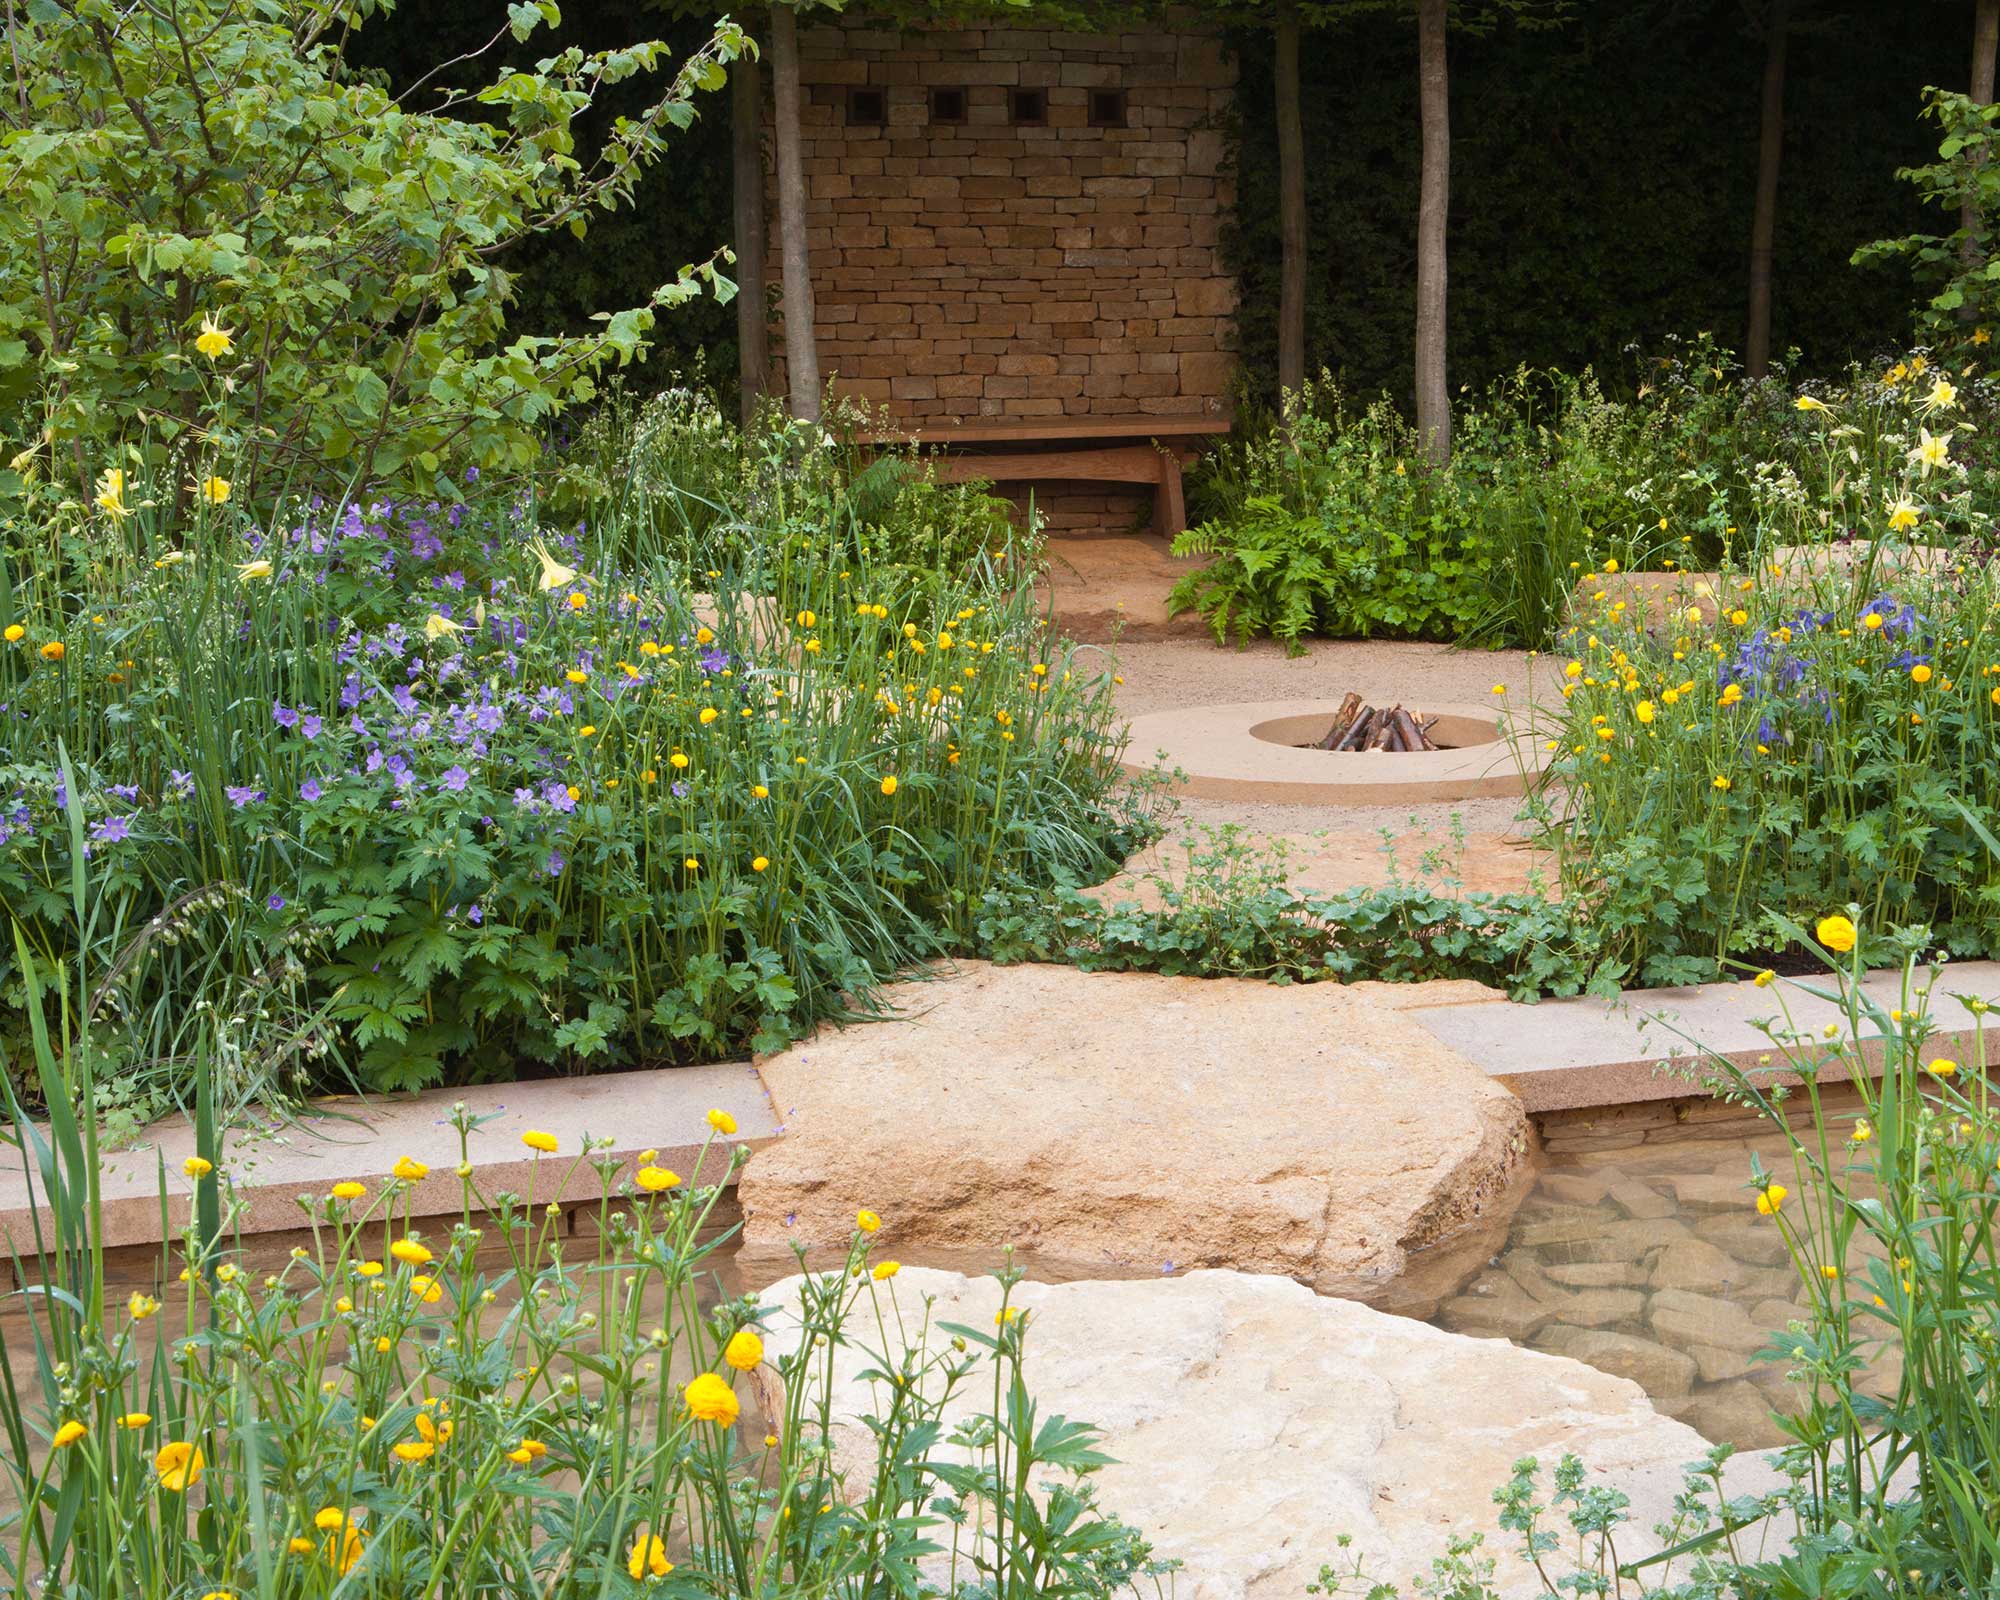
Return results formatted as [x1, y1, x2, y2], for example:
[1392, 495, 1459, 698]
[224, 785, 265, 809]
[301, 713, 323, 741]
[92, 815, 132, 843]
[545, 849, 566, 877]
[108, 783, 139, 801]
[266, 893, 286, 912]
[300, 778, 323, 803]
[440, 765, 469, 793]
[272, 701, 300, 729]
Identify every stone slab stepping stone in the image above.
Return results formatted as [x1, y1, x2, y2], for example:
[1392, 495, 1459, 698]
[1403, 960, 2000, 1111]
[740, 960, 1531, 1300]
[0, 1062, 774, 1252]
[753, 1267, 1784, 1600]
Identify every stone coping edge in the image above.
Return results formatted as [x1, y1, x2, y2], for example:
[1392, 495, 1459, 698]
[0, 1062, 776, 1254]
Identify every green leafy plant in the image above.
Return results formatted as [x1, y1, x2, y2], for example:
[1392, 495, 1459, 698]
[0, 0, 744, 499]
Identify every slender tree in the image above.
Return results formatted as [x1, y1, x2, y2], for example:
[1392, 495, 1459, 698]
[731, 21, 771, 425]
[1275, 0, 1308, 415]
[1414, 0, 1450, 463]
[769, 1, 821, 422]
[1962, 0, 2000, 303]
[1745, 0, 1791, 379]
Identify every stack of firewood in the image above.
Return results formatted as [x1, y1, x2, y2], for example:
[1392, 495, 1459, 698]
[1313, 691, 1442, 752]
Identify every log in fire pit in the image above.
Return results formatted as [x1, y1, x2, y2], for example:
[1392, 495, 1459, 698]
[1310, 692, 1443, 752]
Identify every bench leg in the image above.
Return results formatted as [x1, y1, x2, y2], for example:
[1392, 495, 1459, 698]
[1154, 451, 1187, 540]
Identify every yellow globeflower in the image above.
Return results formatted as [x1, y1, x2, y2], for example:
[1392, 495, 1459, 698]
[194, 312, 235, 360]
[1912, 664, 1933, 684]
[1634, 701, 1655, 725]
[39, 639, 63, 662]
[856, 1208, 881, 1233]
[628, 1534, 674, 1580]
[51, 1420, 86, 1448]
[2, 624, 21, 643]
[155, 1440, 205, 1491]
[724, 1328, 764, 1371]
[183, 1155, 213, 1179]
[197, 475, 231, 506]
[1816, 914, 1858, 953]
[706, 1108, 737, 1135]
[683, 1371, 740, 1426]
[880, 774, 898, 797]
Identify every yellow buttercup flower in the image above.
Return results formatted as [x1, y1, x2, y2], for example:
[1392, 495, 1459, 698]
[872, 1259, 901, 1282]
[118, 1412, 152, 1428]
[1912, 663, 1933, 684]
[194, 312, 235, 360]
[392, 1156, 429, 1181]
[389, 1238, 432, 1267]
[521, 1130, 558, 1154]
[183, 1155, 213, 1179]
[880, 774, 898, 797]
[1928, 1057, 1958, 1077]
[635, 1164, 680, 1192]
[408, 1274, 444, 1304]
[155, 1440, 205, 1491]
[856, 1208, 881, 1233]
[1755, 1183, 1788, 1216]
[51, 1420, 86, 1448]
[2, 625, 21, 643]
[331, 1181, 366, 1201]
[707, 1107, 737, 1135]
[129, 1291, 159, 1320]
[682, 1371, 740, 1426]
[1634, 701, 1655, 725]
[724, 1328, 764, 1370]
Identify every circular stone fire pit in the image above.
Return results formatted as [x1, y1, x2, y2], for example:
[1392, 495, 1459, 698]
[1121, 700, 1553, 804]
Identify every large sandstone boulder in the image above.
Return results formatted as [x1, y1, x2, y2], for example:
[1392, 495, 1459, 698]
[741, 962, 1532, 1302]
[752, 1268, 1784, 1600]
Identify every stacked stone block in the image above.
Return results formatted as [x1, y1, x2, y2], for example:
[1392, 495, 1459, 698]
[767, 21, 1238, 423]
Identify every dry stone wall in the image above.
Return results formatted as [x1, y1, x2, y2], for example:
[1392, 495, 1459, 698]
[766, 19, 1238, 423]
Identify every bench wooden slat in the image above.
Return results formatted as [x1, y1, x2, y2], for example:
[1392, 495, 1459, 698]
[855, 416, 1229, 447]
[926, 445, 1165, 485]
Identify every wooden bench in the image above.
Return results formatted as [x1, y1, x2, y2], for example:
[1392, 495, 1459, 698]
[854, 416, 1231, 539]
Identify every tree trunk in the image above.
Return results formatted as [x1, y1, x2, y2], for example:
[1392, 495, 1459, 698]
[1275, 0, 1307, 420]
[769, 4, 821, 423]
[1414, 0, 1450, 465]
[1960, 0, 2000, 309]
[731, 33, 770, 427]
[1745, 0, 1790, 380]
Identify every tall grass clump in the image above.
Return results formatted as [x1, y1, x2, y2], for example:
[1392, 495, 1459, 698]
[0, 848, 1170, 1599]
[0, 400, 1142, 1102]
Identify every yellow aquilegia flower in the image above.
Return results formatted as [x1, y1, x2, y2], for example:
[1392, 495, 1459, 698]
[1922, 376, 1958, 412]
[529, 539, 577, 592]
[683, 1371, 740, 1427]
[1886, 498, 1920, 533]
[236, 559, 273, 582]
[423, 612, 463, 640]
[194, 313, 235, 360]
[1911, 427, 1953, 476]
[94, 469, 132, 521]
